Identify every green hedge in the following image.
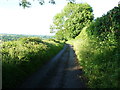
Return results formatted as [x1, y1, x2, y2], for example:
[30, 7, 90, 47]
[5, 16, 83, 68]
[67, 6, 120, 88]
[2, 37, 64, 88]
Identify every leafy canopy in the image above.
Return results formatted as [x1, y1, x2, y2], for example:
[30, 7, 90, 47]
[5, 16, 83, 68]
[50, 3, 94, 40]
[19, 0, 76, 8]
[87, 6, 120, 40]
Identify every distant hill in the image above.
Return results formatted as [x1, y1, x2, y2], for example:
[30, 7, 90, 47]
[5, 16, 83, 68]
[0, 34, 54, 42]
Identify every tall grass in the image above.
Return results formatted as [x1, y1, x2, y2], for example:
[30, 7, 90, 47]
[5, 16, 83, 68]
[2, 37, 64, 88]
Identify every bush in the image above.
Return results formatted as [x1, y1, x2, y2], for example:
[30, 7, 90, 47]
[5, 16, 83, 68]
[67, 6, 120, 87]
[2, 37, 64, 88]
[67, 27, 119, 88]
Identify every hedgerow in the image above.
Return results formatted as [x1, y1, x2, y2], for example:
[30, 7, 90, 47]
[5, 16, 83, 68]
[67, 6, 120, 88]
[2, 37, 64, 88]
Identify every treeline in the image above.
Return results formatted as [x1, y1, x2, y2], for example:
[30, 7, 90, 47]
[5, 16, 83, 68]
[50, 3, 94, 40]
[67, 5, 120, 88]
[0, 34, 53, 42]
[2, 37, 64, 88]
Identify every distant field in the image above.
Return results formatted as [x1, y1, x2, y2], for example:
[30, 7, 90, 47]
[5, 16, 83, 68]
[0, 34, 54, 42]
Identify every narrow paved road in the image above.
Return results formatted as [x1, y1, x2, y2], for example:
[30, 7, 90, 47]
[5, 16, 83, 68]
[20, 44, 86, 88]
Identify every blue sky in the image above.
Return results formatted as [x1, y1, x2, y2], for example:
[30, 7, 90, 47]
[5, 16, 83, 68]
[0, 0, 119, 35]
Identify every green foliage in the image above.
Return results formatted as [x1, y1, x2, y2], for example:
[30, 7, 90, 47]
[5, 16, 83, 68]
[19, 37, 43, 44]
[67, 6, 120, 88]
[87, 6, 120, 40]
[2, 37, 64, 88]
[51, 3, 94, 40]
[19, 0, 31, 9]
[19, 0, 75, 8]
[49, 0, 56, 5]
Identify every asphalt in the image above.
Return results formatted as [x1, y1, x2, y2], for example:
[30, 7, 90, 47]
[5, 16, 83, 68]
[20, 44, 86, 88]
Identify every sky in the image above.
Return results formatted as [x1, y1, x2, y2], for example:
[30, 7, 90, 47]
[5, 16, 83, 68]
[0, 0, 119, 35]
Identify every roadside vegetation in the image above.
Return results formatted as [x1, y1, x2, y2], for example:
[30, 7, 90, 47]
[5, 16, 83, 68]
[2, 37, 64, 88]
[50, 2, 119, 88]
[67, 6, 120, 88]
[2, 2, 120, 88]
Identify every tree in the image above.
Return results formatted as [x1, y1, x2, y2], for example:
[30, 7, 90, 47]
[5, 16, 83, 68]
[19, 0, 31, 9]
[50, 3, 94, 40]
[19, 0, 76, 8]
